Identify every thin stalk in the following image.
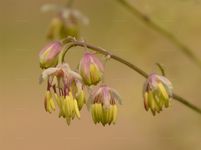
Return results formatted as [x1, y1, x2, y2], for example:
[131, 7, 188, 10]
[61, 38, 201, 115]
[156, 63, 166, 76]
[117, 0, 201, 70]
[173, 93, 201, 114]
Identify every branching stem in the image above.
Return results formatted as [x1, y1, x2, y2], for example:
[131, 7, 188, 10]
[61, 37, 201, 115]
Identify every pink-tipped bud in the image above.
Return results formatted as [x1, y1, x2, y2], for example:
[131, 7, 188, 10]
[79, 52, 104, 86]
[39, 41, 62, 69]
[143, 73, 173, 115]
[89, 85, 122, 126]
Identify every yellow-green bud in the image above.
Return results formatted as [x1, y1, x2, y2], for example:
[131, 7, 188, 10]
[39, 41, 62, 69]
[79, 52, 104, 86]
[143, 73, 173, 115]
[89, 85, 122, 126]
[47, 16, 79, 40]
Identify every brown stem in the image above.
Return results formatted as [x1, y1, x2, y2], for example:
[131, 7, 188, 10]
[61, 38, 201, 115]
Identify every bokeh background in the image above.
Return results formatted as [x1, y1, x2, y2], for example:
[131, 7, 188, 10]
[1, 0, 201, 149]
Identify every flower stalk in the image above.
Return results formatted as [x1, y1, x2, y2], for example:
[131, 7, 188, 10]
[61, 37, 201, 115]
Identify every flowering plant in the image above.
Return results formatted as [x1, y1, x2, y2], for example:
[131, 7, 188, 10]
[38, 1, 201, 126]
[38, 37, 201, 126]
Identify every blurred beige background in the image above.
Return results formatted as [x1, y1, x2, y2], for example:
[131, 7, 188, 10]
[1, 0, 201, 150]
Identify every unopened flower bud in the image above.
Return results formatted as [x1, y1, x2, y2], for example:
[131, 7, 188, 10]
[88, 85, 122, 126]
[46, 17, 66, 40]
[47, 15, 79, 40]
[79, 52, 104, 86]
[39, 41, 62, 69]
[143, 73, 173, 115]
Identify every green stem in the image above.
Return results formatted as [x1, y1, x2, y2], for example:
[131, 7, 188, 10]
[117, 0, 201, 70]
[61, 38, 201, 115]
[156, 63, 166, 76]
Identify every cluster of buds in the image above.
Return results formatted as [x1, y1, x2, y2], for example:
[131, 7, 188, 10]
[38, 3, 176, 127]
[40, 63, 85, 125]
[39, 39, 174, 126]
[143, 73, 173, 115]
[39, 41, 121, 126]
[41, 4, 88, 40]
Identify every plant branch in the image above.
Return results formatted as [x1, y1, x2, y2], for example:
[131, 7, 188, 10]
[61, 38, 201, 115]
[173, 93, 201, 114]
[117, 0, 201, 70]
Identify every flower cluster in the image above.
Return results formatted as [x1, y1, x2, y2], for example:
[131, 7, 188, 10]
[39, 41, 121, 126]
[39, 39, 175, 125]
[40, 63, 85, 125]
[143, 73, 173, 115]
[41, 4, 88, 40]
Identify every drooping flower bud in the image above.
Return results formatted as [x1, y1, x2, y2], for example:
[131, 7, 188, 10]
[79, 52, 104, 86]
[88, 85, 122, 126]
[42, 3, 89, 40]
[46, 16, 79, 40]
[46, 17, 67, 40]
[39, 41, 62, 69]
[46, 6, 90, 40]
[40, 63, 86, 125]
[143, 73, 173, 115]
